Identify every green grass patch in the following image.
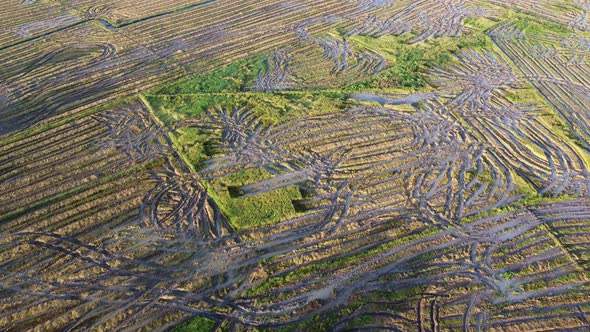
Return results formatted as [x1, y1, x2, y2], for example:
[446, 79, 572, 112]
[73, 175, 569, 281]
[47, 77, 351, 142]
[171, 127, 215, 170]
[206, 168, 303, 231]
[146, 90, 349, 125]
[509, 14, 572, 37]
[347, 31, 493, 91]
[155, 55, 267, 95]
[172, 316, 216, 332]
[464, 15, 498, 31]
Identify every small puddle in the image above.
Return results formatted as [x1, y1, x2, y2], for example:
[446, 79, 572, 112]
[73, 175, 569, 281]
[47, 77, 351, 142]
[97, 19, 116, 31]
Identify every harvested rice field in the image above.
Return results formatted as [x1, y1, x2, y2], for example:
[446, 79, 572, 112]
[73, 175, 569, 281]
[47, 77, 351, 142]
[2, 0, 590, 331]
